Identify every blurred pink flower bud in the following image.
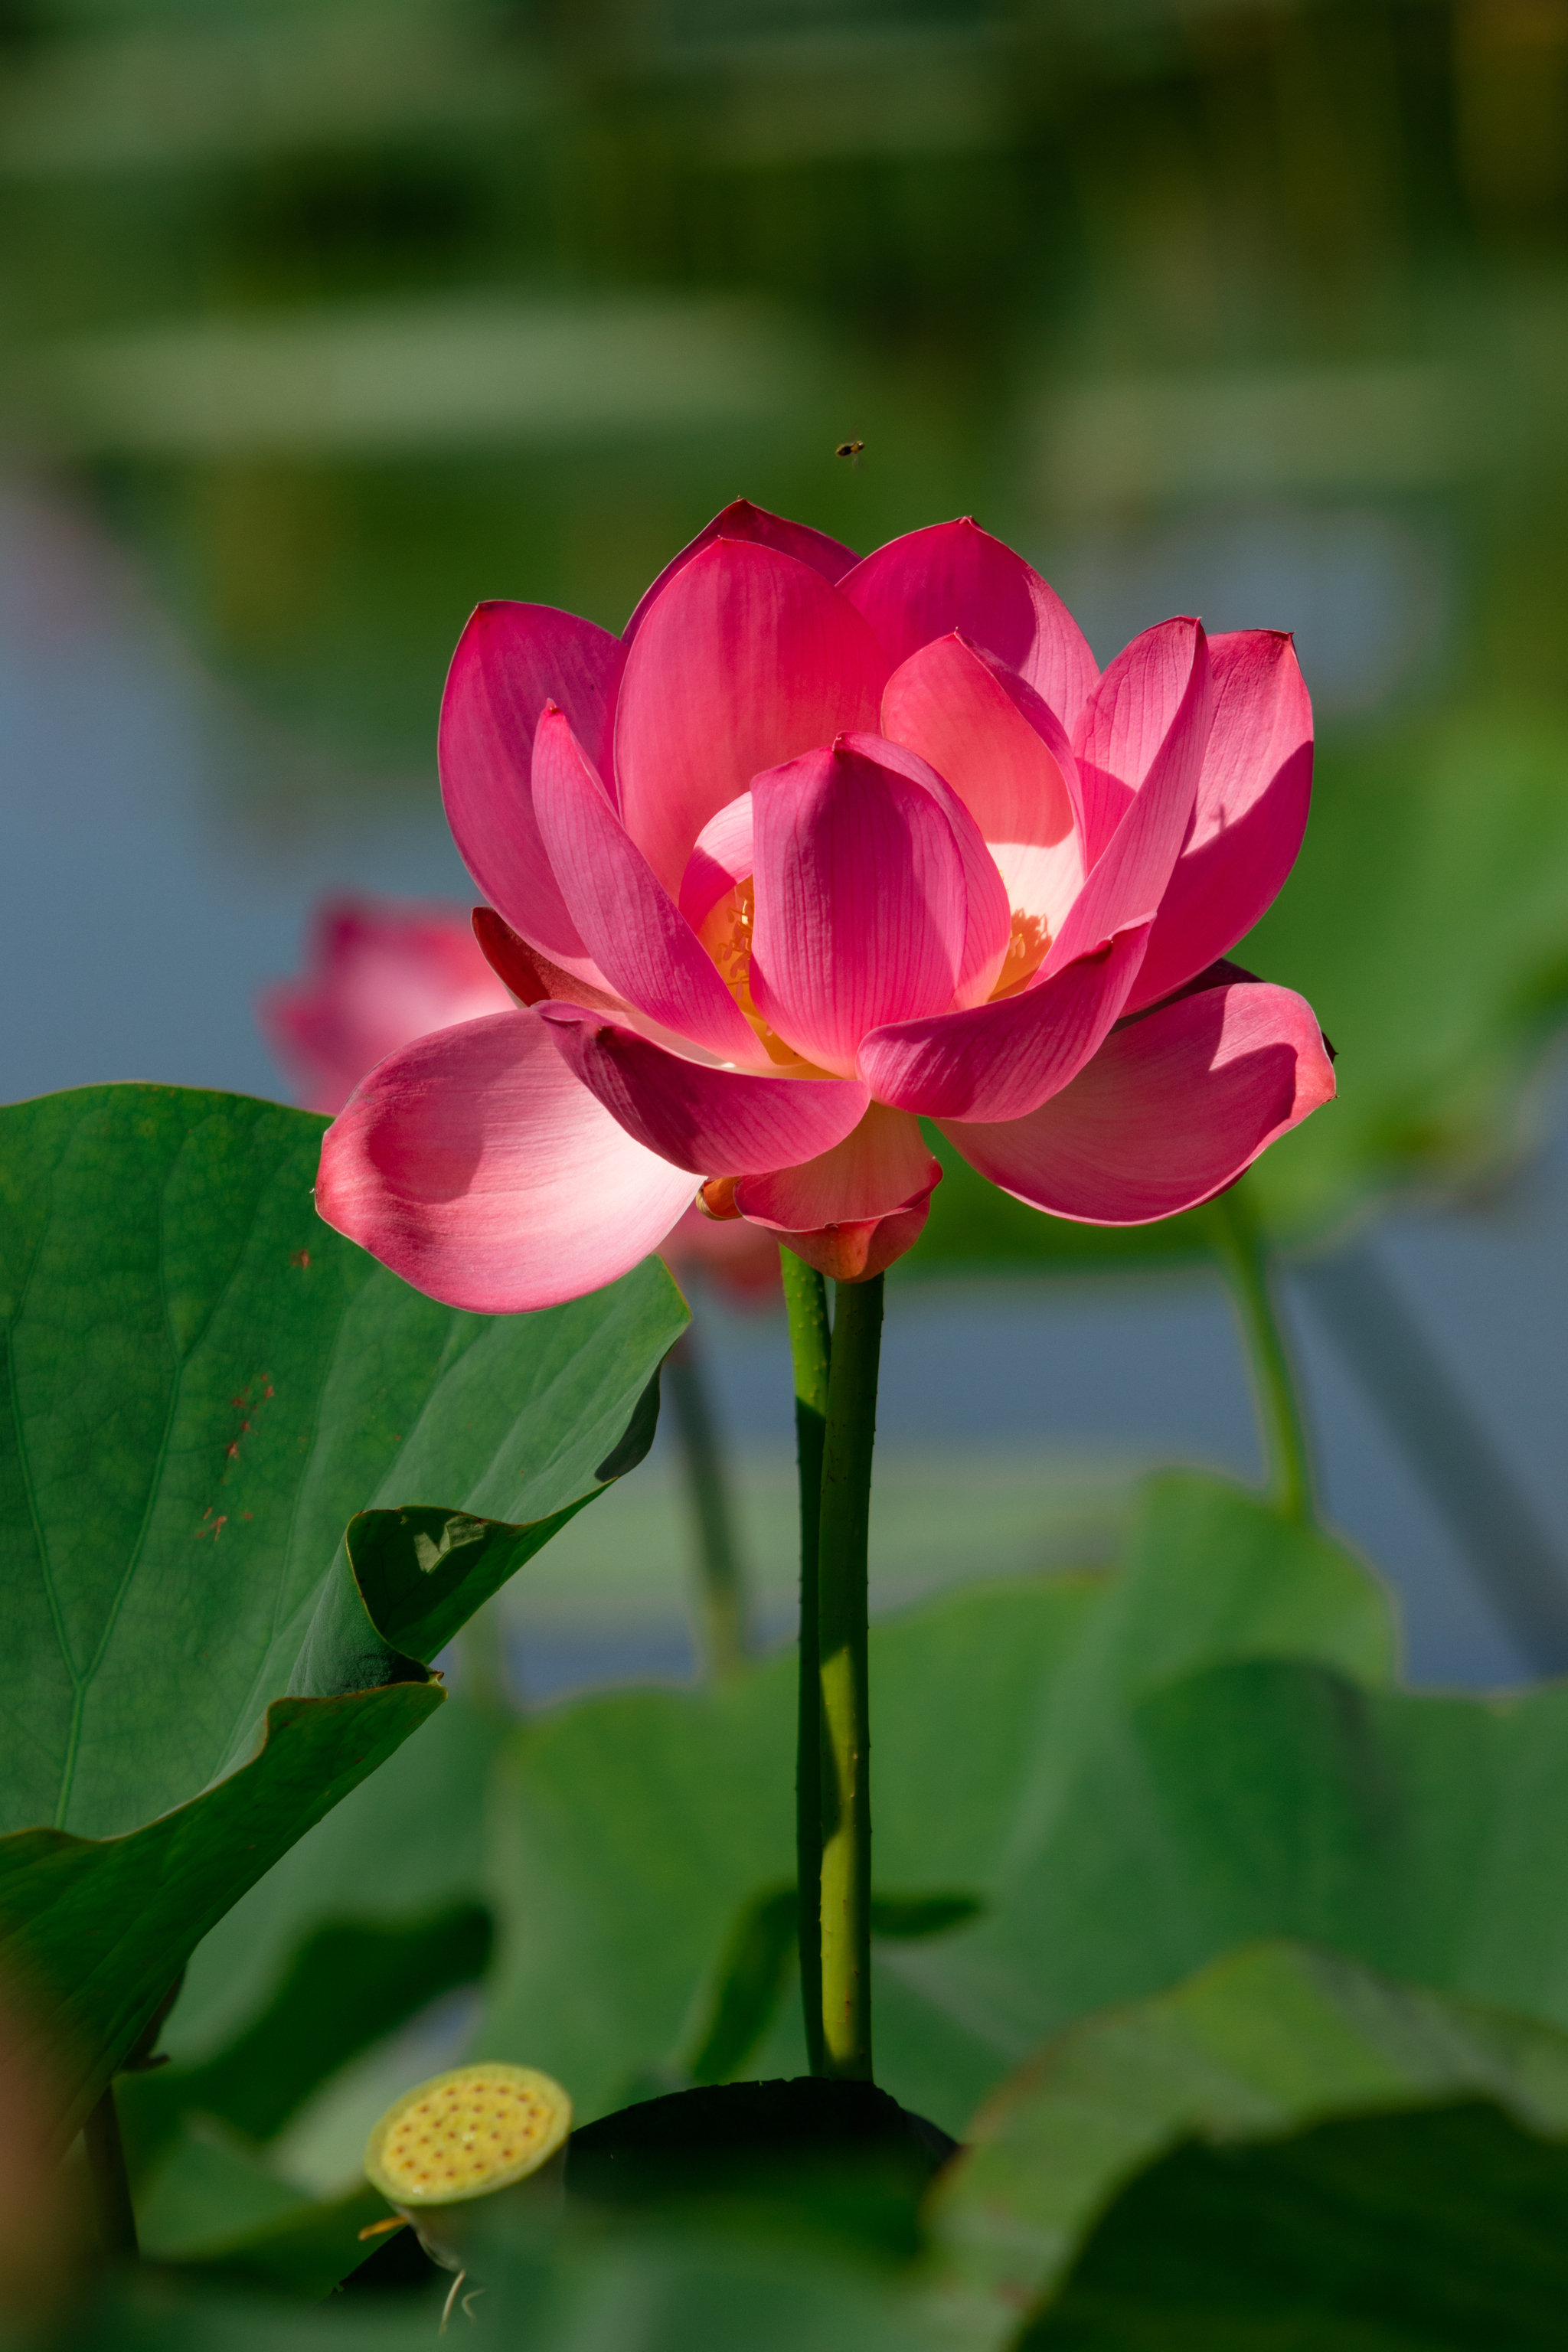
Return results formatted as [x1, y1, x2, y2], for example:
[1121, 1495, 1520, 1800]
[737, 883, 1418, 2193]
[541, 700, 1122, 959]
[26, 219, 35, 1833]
[260, 896, 511, 1116]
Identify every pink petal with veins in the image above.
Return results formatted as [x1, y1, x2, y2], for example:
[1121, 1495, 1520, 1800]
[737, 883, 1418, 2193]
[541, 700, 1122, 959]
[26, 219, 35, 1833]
[538, 1004, 868, 1174]
[623, 498, 859, 639]
[471, 906, 627, 1014]
[315, 1009, 696, 1313]
[678, 792, 756, 932]
[749, 740, 969, 1076]
[835, 730, 1011, 1009]
[439, 601, 625, 986]
[1070, 612, 1212, 864]
[613, 539, 887, 893]
[857, 926, 1149, 1121]
[532, 706, 766, 1067]
[1046, 620, 1211, 975]
[733, 1102, 941, 1229]
[1128, 631, 1314, 1011]
[878, 635, 1085, 949]
[777, 1199, 933, 1284]
[942, 975, 1334, 1223]
[839, 518, 1099, 727]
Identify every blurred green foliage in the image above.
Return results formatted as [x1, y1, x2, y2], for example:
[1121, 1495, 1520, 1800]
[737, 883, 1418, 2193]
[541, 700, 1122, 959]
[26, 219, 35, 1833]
[935, 1942, 1568, 2347]
[1037, 2097, 1568, 2347]
[472, 1470, 1389, 2132]
[106, 1468, 1568, 2341]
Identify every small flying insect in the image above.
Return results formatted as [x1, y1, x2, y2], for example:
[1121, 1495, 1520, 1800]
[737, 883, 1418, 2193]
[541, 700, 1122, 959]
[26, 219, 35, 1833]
[835, 437, 866, 469]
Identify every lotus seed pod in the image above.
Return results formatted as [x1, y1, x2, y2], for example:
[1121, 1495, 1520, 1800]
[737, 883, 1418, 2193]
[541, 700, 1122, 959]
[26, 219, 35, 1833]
[364, 2063, 572, 2271]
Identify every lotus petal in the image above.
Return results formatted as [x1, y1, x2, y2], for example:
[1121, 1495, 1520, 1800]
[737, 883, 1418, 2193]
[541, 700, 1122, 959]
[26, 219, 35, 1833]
[315, 1010, 695, 1313]
[942, 975, 1335, 1223]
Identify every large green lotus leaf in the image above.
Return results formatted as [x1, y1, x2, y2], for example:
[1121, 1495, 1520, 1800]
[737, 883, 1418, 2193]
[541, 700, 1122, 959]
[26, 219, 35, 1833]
[478, 1474, 1390, 2126]
[1034, 2099, 1568, 2349]
[891, 1652, 1568, 2132]
[922, 1939, 1568, 2349]
[0, 1687, 442, 2150]
[0, 1085, 687, 2132]
[913, 707, 1568, 1272]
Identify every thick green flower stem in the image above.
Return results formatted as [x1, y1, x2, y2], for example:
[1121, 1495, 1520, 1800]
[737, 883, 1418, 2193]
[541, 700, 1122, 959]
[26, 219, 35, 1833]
[782, 1250, 831, 2076]
[1207, 1178, 1314, 1524]
[816, 1273, 884, 2081]
[665, 1327, 750, 1680]
[84, 2082, 138, 2259]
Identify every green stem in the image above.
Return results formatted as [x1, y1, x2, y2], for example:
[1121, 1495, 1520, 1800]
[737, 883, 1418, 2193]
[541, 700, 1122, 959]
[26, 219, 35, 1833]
[781, 1249, 831, 2076]
[1206, 1179, 1313, 1523]
[83, 2082, 138, 2259]
[665, 1327, 750, 1679]
[817, 1273, 884, 2081]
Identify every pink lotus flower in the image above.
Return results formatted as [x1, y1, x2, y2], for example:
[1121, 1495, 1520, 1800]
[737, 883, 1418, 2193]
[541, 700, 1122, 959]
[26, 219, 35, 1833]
[316, 503, 1334, 1308]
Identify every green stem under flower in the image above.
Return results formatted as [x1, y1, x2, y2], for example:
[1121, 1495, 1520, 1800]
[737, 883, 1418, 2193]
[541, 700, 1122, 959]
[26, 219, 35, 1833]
[816, 1273, 884, 2080]
[1206, 1178, 1313, 1523]
[665, 1327, 750, 1679]
[782, 1251, 831, 2076]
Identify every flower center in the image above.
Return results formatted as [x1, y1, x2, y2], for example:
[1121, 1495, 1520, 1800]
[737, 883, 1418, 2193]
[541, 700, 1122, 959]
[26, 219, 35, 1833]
[698, 877, 808, 1067]
[991, 909, 1050, 999]
[704, 875, 755, 999]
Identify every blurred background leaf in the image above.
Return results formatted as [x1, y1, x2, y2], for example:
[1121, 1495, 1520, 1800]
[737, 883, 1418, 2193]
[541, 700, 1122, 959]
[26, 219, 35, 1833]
[475, 1473, 1390, 2132]
[893, 1643, 1568, 2120]
[926, 1939, 1568, 2348]
[1035, 2096, 1568, 2349]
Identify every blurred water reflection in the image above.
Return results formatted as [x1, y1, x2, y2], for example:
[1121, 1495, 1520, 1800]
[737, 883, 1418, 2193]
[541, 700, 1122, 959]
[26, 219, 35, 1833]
[3, 0, 1568, 1688]
[1055, 502, 1453, 714]
[4, 0, 1563, 760]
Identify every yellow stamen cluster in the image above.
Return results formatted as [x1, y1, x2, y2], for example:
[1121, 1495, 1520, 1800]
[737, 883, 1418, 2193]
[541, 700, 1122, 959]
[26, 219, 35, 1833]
[993, 909, 1050, 998]
[704, 875, 756, 1000]
[364, 2065, 572, 2207]
[697, 877, 809, 1068]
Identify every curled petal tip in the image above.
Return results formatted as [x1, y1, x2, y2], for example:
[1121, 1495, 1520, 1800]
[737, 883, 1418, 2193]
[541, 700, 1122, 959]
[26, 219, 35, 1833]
[698, 1174, 743, 1220]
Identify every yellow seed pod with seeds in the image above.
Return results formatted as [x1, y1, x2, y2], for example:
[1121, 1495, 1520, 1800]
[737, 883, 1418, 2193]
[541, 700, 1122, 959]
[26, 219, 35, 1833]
[365, 2063, 572, 2220]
